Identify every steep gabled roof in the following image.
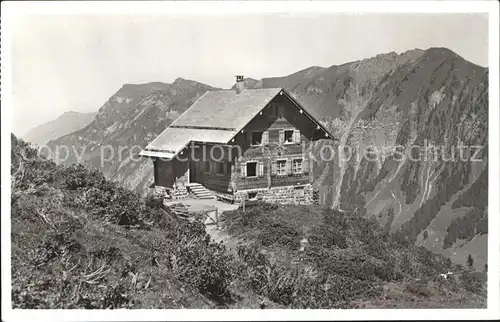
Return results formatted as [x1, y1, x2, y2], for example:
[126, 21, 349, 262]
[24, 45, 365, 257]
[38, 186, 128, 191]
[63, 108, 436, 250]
[171, 88, 282, 130]
[140, 127, 238, 159]
[140, 87, 334, 159]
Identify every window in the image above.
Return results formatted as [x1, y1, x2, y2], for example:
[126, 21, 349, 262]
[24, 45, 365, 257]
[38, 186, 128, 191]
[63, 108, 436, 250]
[203, 161, 211, 173]
[251, 131, 263, 145]
[292, 158, 303, 174]
[246, 162, 257, 177]
[248, 192, 258, 200]
[215, 161, 226, 175]
[284, 130, 294, 144]
[241, 161, 263, 178]
[276, 160, 287, 175]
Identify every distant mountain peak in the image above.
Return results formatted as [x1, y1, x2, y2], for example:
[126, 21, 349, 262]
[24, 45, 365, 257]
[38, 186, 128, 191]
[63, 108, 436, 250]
[172, 77, 214, 89]
[375, 51, 397, 59]
[23, 111, 97, 146]
[403, 48, 425, 55]
[422, 47, 464, 61]
[426, 46, 458, 55]
[60, 110, 86, 117]
[173, 77, 187, 83]
[121, 81, 169, 88]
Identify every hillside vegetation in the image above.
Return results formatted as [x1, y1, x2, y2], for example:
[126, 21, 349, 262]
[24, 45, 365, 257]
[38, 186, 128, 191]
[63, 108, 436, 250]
[11, 135, 264, 308]
[12, 135, 485, 309]
[221, 203, 486, 308]
[41, 49, 488, 271]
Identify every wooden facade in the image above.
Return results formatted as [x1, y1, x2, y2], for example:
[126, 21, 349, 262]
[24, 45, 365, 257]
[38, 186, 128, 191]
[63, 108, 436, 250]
[152, 91, 329, 198]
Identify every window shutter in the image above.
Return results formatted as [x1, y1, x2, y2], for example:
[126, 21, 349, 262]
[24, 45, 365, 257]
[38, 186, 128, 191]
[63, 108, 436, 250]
[279, 130, 284, 144]
[262, 131, 269, 145]
[303, 158, 309, 174]
[223, 162, 228, 175]
[271, 161, 277, 175]
[258, 160, 264, 177]
[241, 162, 246, 178]
[286, 159, 291, 174]
[294, 130, 301, 143]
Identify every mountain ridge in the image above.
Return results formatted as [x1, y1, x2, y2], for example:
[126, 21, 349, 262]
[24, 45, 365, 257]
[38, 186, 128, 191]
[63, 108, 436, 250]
[42, 47, 488, 270]
[22, 111, 97, 146]
[46, 78, 219, 193]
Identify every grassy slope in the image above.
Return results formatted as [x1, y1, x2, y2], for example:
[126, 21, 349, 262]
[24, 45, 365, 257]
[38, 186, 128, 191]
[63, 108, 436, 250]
[11, 135, 272, 309]
[221, 203, 486, 308]
[10, 134, 486, 309]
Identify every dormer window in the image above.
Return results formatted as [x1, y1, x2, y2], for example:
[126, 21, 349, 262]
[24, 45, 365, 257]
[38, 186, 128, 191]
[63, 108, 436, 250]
[284, 130, 294, 144]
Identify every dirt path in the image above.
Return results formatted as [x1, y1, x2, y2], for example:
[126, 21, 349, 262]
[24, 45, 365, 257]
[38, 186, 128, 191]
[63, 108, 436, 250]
[167, 198, 242, 251]
[205, 220, 241, 250]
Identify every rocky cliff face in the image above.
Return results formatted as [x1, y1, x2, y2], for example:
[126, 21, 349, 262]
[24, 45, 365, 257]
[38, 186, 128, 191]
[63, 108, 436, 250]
[249, 47, 488, 271]
[45, 48, 487, 270]
[23, 111, 97, 146]
[46, 78, 218, 194]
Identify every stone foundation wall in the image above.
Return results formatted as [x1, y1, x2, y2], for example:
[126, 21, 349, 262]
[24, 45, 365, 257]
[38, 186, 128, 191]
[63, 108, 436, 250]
[234, 184, 315, 205]
[154, 186, 168, 199]
[170, 187, 189, 200]
[207, 189, 236, 203]
[160, 183, 317, 205]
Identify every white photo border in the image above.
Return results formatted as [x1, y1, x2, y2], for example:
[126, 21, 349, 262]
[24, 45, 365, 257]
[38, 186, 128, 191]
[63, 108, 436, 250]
[1, 1, 499, 321]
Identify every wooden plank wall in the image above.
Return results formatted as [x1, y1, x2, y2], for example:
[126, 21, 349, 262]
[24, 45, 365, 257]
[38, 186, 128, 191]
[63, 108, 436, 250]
[231, 94, 318, 191]
[154, 159, 175, 188]
[157, 93, 328, 193]
[191, 143, 233, 192]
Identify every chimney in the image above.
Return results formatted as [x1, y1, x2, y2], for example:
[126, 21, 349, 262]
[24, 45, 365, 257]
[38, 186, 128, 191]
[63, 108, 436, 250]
[235, 75, 244, 94]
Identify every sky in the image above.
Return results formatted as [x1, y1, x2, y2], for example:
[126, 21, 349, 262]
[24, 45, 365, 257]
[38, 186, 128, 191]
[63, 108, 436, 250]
[10, 13, 488, 136]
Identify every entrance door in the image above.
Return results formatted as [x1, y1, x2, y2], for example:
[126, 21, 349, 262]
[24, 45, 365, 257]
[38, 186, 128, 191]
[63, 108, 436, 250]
[294, 186, 305, 204]
[189, 161, 197, 183]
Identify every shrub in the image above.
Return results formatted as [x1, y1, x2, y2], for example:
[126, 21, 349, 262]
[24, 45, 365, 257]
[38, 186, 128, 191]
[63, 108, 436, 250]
[235, 244, 381, 308]
[405, 281, 432, 298]
[309, 225, 347, 250]
[467, 254, 474, 269]
[61, 164, 107, 190]
[11, 135, 243, 308]
[174, 222, 236, 302]
[459, 271, 483, 294]
[257, 221, 300, 249]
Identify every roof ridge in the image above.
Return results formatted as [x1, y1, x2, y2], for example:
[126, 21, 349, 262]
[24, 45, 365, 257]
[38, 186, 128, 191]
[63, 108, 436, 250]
[225, 87, 283, 141]
[209, 87, 283, 92]
[142, 87, 336, 159]
[170, 125, 237, 131]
